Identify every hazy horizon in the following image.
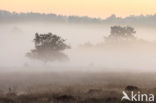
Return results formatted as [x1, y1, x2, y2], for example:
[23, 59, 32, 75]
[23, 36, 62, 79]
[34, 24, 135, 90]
[1, 0, 156, 18]
[0, 9, 156, 19]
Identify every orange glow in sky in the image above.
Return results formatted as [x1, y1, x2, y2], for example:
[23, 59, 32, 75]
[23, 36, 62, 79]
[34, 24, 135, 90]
[0, 0, 156, 18]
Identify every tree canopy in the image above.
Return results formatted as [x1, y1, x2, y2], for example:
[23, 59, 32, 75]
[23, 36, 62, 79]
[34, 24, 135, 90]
[105, 26, 136, 42]
[26, 33, 70, 62]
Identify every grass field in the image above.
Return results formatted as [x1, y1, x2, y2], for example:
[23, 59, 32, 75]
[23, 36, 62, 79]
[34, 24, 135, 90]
[0, 68, 156, 103]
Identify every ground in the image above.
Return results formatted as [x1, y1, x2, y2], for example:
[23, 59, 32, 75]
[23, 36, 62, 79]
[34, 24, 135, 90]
[0, 68, 156, 103]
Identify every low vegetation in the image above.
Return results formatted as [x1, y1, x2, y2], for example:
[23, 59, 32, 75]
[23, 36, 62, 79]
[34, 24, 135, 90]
[0, 71, 156, 103]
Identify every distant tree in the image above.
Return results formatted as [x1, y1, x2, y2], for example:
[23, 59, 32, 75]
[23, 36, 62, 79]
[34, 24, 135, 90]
[26, 33, 70, 63]
[105, 26, 136, 42]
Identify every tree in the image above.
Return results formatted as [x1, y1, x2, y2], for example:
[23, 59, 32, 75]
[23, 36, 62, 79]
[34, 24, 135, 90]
[105, 26, 136, 42]
[26, 33, 70, 62]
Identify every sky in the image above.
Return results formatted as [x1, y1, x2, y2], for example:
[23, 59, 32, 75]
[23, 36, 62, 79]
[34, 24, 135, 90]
[0, 0, 156, 18]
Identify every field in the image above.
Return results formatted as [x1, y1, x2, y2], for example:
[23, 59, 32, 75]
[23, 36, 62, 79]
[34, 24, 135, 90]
[0, 67, 156, 103]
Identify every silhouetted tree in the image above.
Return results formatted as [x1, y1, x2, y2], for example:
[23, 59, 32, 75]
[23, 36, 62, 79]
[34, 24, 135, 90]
[105, 26, 136, 42]
[26, 33, 70, 62]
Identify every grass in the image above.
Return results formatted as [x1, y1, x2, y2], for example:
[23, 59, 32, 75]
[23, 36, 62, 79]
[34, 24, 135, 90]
[0, 71, 156, 103]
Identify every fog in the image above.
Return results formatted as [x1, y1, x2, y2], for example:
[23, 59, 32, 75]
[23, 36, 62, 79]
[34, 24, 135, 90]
[1, 22, 156, 72]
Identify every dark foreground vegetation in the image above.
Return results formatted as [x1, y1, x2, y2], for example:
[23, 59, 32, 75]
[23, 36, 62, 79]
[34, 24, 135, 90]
[0, 70, 156, 103]
[0, 91, 121, 103]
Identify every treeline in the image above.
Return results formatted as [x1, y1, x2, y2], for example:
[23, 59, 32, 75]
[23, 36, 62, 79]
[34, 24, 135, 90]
[0, 10, 102, 23]
[0, 10, 156, 26]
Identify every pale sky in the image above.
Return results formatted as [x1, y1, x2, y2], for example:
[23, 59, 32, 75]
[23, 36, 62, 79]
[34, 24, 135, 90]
[0, 0, 156, 18]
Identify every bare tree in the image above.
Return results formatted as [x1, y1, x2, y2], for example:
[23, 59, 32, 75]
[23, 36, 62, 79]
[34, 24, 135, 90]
[26, 33, 70, 63]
